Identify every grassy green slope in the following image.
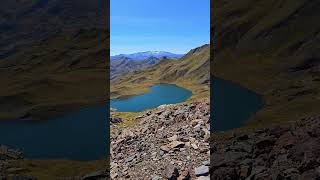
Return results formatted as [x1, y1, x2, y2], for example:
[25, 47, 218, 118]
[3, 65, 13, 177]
[111, 44, 210, 101]
[0, 29, 108, 120]
[213, 0, 320, 128]
[0, 0, 108, 120]
[12, 159, 107, 180]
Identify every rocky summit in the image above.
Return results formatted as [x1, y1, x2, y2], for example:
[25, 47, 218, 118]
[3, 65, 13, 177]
[111, 99, 210, 179]
[211, 116, 320, 180]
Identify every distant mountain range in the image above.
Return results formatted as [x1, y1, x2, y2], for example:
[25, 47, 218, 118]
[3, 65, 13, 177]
[111, 51, 184, 60]
[110, 51, 184, 79]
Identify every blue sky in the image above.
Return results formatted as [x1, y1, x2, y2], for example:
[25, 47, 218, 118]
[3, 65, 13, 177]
[111, 0, 210, 55]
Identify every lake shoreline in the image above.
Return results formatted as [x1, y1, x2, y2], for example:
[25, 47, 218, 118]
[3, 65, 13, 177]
[0, 100, 108, 122]
[110, 82, 194, 100]
[111, 82, 193, 100]
[110, 83, 192, 112]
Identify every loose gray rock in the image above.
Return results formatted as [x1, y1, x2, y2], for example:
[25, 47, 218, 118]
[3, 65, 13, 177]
[194, 165, 209, 176]
[111, 99, 210, 179]
[164, 165, 179, 180]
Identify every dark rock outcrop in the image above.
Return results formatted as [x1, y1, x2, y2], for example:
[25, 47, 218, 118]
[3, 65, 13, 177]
[110, 117, 123, 124]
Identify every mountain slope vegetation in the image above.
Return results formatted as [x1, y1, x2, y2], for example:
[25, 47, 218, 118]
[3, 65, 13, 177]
[0, 0, 108, 120]
[213, 0, 320, 128]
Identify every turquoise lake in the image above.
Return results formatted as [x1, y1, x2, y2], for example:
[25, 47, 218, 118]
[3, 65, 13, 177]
[0, 79, 263, 160]
[212, 77, 264, 131]
[0, 105, 108, 161]
[110, 84, 192, 112]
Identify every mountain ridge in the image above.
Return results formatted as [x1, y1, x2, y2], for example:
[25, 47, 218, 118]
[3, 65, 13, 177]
[110, 56, 162, 79]
[111, 51, 184, 60]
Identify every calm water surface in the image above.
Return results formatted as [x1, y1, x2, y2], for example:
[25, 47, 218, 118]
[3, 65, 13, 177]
[110, 84, 192, 112]
[0, 105, 108, 160]
[212, 77, 264, 131]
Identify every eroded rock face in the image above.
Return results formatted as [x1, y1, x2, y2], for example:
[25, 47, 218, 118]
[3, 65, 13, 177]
[211, 117, 320, 180]
[111, 99, 210, 179]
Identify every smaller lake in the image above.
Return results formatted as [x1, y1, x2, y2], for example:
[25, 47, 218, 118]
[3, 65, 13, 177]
[110, 84, 192, 112]
[212, 77, 264, 131]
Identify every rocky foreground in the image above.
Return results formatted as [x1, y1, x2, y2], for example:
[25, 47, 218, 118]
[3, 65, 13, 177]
[0, 145, 29, 179]
[111, 99, 210, 179]
[211, 116, 320, 180]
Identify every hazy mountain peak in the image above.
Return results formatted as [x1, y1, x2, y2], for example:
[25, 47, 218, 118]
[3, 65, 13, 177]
[111, 51, 184, 60]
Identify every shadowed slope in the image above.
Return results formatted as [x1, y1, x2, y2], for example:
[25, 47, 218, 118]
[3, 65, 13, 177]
[0, 0, 108, 120]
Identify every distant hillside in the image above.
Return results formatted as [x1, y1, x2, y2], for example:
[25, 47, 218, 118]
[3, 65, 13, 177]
[213, 0, 320, 127]
[111, 56, 160, 79]
[0, 0, 108, 120]
[111, 44, 210, 100]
